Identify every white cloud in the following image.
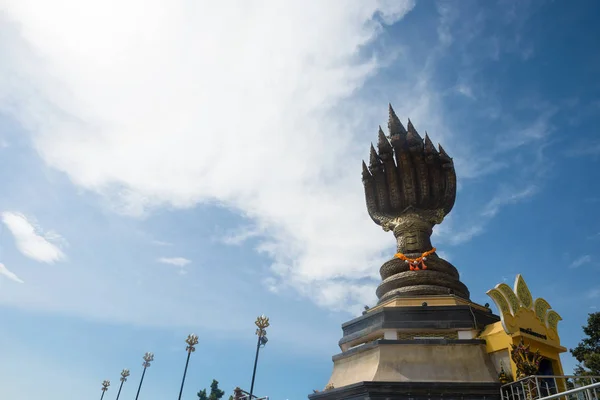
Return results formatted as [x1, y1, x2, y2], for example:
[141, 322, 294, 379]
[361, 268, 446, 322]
[567, 141, 600, 157]
[455, 84, 475, 99]
[157, 257, 191, 267]
[0, 263, 24, 283]
[569, 255, 592, 269]
[0, 1, 542, 315]
[494, 107, 557, 152]
[1, 212, 65, 263]
[218, 225, 263, 246]
[587, 288, 600, 299]
[0, 0, 417, 311]
[431, 182, 539, 246]
[482, 185, 538, 218]
[436, 1, 457, 46]
[152, 240, 172, 246]
[447, 225, 484, 245]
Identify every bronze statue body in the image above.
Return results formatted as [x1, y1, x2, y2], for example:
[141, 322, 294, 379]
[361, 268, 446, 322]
[362, 105, 470, 303]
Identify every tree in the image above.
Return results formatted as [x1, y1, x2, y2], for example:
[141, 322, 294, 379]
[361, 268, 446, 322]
[197, 379, 226, 400]
[570, 312, 600, 376]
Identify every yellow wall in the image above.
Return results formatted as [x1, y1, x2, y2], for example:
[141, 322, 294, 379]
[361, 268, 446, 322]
[370, 295, 489, 313]
[481, 321, 566, 379]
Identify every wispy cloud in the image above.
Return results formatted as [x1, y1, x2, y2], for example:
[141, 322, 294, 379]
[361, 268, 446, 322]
[566, 141, 600, 157]
[587, 288, 600, 299]
[436, 1, 458, 46]
[482, 185, 538, 218]
[433, 183, 539, 246]
[433, 218, 485, 246]
[448, 225, 485, 245]
[157, 257, 191, 267]
[0, 263, 24, 283]
[1, 212, 65, 263]
[455, 84, 475, 99]
[569, 255, 592, 269]
[218, 225, 263, 246]
[494, 107, 557, 152]
[152, 240, 172, 246]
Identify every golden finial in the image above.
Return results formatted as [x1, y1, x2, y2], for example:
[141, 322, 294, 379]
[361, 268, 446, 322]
[120, 369, 130, 382]
[255, 315, 270, 337]
[185, 333, 199, 353]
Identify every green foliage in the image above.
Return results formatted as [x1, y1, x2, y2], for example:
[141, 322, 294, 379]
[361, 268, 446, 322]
[570, 312, 600, 376]
[209, 379, 225, 400]
[197, 379, 226, 400]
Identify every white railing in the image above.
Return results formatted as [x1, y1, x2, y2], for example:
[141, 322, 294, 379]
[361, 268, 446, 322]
[235, 388, 269, 400]
[501, 375, 600, 400]
[538, 382, 600, 400]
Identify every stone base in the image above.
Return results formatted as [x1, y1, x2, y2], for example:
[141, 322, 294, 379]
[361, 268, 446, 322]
[309, 381, 501, 400]
[310, 302, 503, 399]
[327, 340, 499, 388]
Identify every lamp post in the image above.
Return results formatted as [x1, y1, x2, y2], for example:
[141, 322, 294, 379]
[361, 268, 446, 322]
[134, 352, 154, 400]
[177, 333, 199, 400]
[100, 380, 110, 400]
[115, 368, 130, 400]
[249, 315, 269, 400]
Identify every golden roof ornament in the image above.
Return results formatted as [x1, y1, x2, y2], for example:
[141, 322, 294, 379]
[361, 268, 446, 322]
[487, 274, 562, 341]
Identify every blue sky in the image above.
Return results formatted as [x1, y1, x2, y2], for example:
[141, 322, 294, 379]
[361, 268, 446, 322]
[0, 0, 599, 399]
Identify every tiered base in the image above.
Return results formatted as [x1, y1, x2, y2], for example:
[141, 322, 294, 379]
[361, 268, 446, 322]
[377, 255, 471, 303]
[324, 339, 499, 387]
[309, 297, 503, 400]
[309, 381, 501, 400]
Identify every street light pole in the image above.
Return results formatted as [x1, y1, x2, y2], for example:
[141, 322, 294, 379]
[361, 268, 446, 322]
[177, 333, 199, 400]
[115, 369, 130, 400]
[134, 352, 154, 400]
[100, 380, 110, 400]
[249, 315, 269, 400]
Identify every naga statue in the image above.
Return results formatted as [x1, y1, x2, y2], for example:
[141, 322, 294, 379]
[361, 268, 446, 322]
[362, 105, 470, 303]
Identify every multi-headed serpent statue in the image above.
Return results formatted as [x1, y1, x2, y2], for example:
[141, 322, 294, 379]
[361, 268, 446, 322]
[362, 105, 470, 304]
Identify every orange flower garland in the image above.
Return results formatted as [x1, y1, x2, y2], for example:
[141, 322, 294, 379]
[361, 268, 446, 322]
[394, 248, 436, 271]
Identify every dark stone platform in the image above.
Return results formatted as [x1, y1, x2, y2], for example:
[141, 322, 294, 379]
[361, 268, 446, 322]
[309, 381, 501, 400]
[339, 305, 499, 348]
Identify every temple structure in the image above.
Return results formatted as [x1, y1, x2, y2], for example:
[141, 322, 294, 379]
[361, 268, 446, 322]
[483, 275, 566, 387]
[308, 105, 566, 400]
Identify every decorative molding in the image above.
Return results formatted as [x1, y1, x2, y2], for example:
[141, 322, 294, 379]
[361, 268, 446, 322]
[486, 274, 561, 340]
